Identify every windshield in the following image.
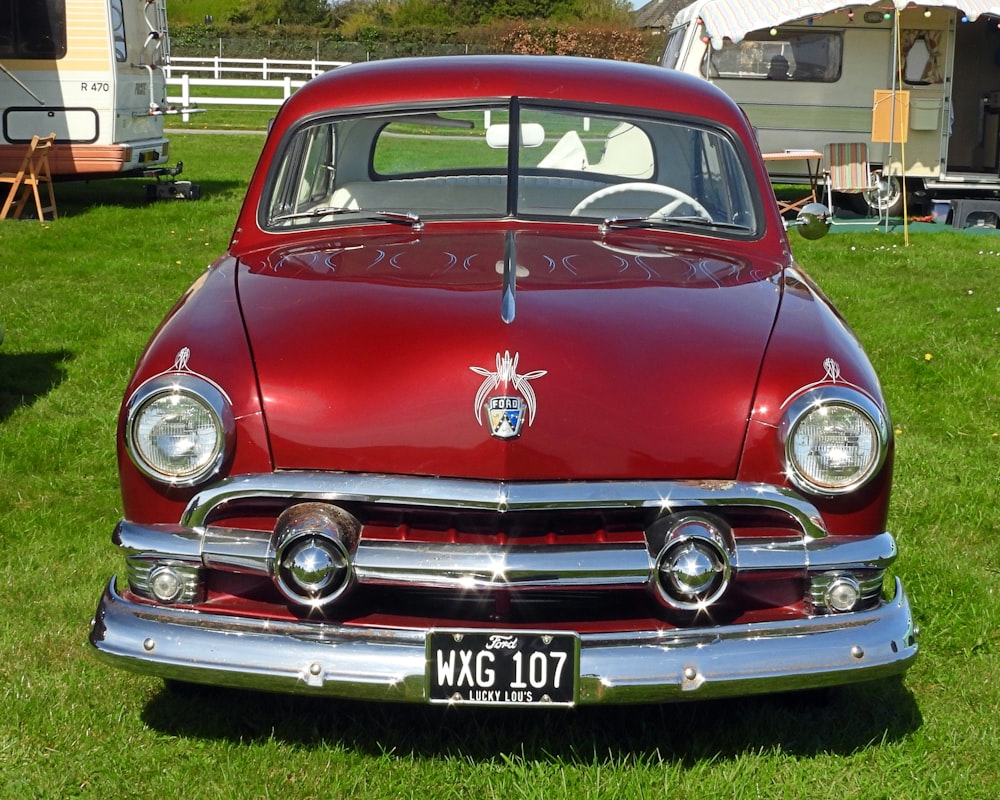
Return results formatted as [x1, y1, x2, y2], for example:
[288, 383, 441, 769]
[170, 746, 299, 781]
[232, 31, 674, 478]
[264, 99, 758, 235]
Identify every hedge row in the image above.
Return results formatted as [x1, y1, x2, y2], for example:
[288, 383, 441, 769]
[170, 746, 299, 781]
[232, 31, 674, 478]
[168, 21, 662, 63]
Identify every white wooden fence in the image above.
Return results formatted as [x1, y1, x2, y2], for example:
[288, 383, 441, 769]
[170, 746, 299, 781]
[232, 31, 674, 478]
[163, 56, 350, 82]
[163, 56, 351, 119]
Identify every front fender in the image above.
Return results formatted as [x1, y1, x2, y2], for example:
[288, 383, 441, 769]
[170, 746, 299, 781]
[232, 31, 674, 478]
[117, 255, 273, 524]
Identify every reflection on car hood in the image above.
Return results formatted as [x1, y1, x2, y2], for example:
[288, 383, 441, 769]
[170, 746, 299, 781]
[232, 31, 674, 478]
[237, 229, 782, 480]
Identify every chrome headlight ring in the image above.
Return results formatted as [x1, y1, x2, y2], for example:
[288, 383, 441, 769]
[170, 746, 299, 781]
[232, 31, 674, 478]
[780, 386, 890, 496]
[124, 373, 235, 487]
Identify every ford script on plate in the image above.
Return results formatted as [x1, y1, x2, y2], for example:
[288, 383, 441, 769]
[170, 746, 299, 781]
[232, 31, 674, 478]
[428, 630, 579, 706]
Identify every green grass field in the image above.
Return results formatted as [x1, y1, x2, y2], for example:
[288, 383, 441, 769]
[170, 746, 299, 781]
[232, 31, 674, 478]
[0, 132, 998, 798]
[169, 0, 246, 27]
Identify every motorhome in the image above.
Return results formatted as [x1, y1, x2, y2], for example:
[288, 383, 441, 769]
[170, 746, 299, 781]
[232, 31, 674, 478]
[0, 0, 178, 178]
[662, 1, 1000, 216]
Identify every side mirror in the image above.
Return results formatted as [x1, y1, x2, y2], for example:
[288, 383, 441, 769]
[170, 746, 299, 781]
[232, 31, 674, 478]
[789, 202, 831, 240]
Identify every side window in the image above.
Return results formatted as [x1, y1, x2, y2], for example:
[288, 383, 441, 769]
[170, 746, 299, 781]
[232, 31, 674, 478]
[111, 0, 127, 63]
[0, 0, 67, 59]
[298, 124, 335, 207]
[660, 24, 687, 70]
[268, 123, 336, 219]
[708, 29, 843, 83]
[691, 130, 755, 227]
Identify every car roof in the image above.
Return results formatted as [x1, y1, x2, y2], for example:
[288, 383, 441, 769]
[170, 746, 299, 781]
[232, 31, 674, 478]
[271, 55, 748, 132]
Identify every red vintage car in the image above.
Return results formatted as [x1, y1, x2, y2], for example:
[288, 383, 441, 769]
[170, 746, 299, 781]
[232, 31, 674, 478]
[89, 55, 917, 706]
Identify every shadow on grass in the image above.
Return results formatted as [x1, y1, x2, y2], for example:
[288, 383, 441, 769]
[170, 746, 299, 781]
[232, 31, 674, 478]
[0, 350, 72, 423]
[47, 176, 247, 216]
[141, 676, 921, 760]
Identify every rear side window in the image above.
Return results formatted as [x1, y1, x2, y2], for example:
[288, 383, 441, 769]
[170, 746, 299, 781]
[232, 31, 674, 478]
[0, 0, 67, 60]
[708, 29, 843, 83]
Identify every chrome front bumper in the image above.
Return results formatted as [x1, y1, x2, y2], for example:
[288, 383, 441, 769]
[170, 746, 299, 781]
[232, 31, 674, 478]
[90, 577, 918, 705]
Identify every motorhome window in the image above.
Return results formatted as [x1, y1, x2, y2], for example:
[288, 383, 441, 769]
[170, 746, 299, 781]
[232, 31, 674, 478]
[0, 0, 67, 59]
[660, 24, 687, 69]
[111, 0, 127, 63]
[707, 29, 842, 83]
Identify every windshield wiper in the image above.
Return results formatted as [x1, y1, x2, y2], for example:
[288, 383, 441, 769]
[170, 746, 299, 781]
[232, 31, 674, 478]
[373, 210, 424, 230]
[269, 207, 423, 230]
[270, 206, 358, 223]
[600, 215, 747, 233]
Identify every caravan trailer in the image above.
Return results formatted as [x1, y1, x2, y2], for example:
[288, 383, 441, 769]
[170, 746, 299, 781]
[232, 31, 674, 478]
[0, 0, 177, 179]
[663, 1, 1000, 215]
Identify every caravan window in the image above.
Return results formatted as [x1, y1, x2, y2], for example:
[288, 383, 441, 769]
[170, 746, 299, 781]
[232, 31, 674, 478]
[0, 0, 67, 60]
[707, 29, 842, 83]
[660, 25, 687, 70]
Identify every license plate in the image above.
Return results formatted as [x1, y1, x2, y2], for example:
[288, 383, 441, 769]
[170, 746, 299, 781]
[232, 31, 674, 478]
[427, 630, 578, 706]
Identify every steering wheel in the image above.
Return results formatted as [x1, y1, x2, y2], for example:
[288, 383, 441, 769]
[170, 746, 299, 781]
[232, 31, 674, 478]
[570, 182, 712, 221]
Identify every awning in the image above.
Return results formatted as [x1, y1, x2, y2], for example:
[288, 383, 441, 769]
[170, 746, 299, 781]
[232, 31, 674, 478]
[697, 1, 1000, 48]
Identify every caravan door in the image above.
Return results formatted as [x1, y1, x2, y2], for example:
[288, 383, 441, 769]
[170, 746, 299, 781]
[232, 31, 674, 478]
[944, 13, 1000, 181]
[878, 9, 950, 195]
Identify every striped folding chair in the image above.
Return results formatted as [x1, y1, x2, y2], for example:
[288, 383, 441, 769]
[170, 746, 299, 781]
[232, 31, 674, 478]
[822, 142, 880, 223]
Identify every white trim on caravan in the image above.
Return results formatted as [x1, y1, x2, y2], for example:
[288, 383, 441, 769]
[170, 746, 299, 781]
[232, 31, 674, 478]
[663, 1, 1000, 215]
[0, 0, 184, 178]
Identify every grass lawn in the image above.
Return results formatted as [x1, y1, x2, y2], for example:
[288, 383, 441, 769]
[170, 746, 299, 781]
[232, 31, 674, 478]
[0, 132, 998, 798]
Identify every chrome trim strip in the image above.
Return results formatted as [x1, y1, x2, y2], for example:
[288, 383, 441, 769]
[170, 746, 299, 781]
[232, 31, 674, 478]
[89, 578, 918, 705]
[354, 540, 653, 588]
[180, 474, 830, 539]
[501, 230, 516, 324]
[114, 520, 203, 560]
[114, 516, 898, 589]
[734, 532, 897, 573]
[202, 525, 275, 575]
[806, 533, 897, 570]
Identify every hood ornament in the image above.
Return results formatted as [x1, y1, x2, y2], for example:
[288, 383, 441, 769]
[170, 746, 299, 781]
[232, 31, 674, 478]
[470, 351, 547, 439]
[172, 347, 192, 371]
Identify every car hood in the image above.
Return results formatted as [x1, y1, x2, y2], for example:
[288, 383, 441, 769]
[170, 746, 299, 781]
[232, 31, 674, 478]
[237, 228, 782, 480]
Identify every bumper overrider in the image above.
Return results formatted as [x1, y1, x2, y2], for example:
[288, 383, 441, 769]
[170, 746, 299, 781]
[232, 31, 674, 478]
[89, 474, 918, 705]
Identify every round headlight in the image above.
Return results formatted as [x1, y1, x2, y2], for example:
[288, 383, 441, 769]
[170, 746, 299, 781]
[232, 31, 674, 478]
[782, 388, 888, 495]
[125, 374, 234, 486]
